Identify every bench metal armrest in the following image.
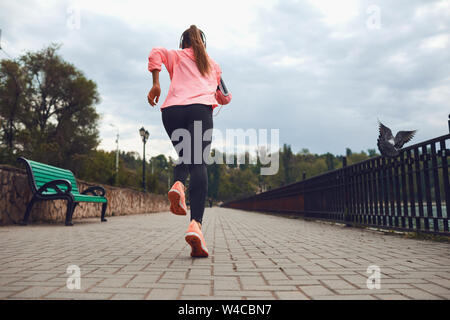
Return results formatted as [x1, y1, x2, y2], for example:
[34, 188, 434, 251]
[81, 186, 106, 197]
[37, 179, 72, 195]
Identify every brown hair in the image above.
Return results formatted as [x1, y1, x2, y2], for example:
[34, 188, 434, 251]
[180, 25, 211, 76]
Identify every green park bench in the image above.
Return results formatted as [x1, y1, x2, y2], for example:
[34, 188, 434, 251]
[18, 157, 108, 226]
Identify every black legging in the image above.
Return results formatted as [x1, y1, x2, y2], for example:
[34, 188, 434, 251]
[162, 104, 213, 224]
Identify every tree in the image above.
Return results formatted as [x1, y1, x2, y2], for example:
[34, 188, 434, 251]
[0, 44, 100, 168]
[346, 148, 353, 157]
[325, 152, 335, 171]
[367, 148, 377, 157]
[281, 144, 294, 185]
[0, 60, 26, 162]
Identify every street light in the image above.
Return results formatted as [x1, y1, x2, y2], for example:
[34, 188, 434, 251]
[139, 127, 149, 192]
[109, 124, 119, 178]
[167, 168, 170, 189]
[146, 154, 154, 175]
[164, 165, 171, 190]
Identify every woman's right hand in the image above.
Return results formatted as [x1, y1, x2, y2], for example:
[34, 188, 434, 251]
[148, 84, 161, 107]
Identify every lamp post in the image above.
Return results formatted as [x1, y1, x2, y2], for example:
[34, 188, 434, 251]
[165, 165, 171, 189]
[139, 127, 149, 192]
[147, 154, 154, 175]
[109, 124, 119, 178]
[168, 170, 171, 189]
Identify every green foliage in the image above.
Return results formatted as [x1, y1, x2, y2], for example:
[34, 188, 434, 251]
[0, 59, 26, 163]
[72, 145, 377, 201]
[204, 146, 378, 201]
[0, 44, 100, 167]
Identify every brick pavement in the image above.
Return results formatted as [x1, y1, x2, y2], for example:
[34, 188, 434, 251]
[0, 208, 449, 300]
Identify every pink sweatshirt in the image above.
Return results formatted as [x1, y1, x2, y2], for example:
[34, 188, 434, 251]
[148, 47, 232, 109]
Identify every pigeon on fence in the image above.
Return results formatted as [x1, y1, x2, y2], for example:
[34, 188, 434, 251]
[377, 121, 417, 158]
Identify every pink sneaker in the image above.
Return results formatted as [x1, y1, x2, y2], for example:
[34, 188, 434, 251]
[185, 220, 209, 258]
[168, 181, 187, 215]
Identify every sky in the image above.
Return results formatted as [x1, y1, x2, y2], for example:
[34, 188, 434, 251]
[0, 0, 449, 160]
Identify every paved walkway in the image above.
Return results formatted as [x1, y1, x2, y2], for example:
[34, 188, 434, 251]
[0, 208, 449, 300]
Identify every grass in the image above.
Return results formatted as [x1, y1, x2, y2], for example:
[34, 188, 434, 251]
[403, 231, 450, 243]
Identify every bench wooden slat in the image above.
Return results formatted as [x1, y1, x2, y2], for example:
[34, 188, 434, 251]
[30, 166, 75, 177]
[74, 194, 107, 203]
[37, 187, 79, 195]
[34, 179, 78, 191]
[33, 174, 79, 191]
[34, 176, 77, 185]
[28, 162, 74, 174]
[29, 166, 75, 179]
[31, 170, 73, 179]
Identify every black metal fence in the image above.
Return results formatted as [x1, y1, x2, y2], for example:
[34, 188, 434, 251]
[224, 119, 450, 235]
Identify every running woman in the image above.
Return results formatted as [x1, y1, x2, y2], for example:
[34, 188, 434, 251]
[147, 25, 232, 257]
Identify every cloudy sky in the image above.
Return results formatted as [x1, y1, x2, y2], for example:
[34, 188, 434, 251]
[1, 0, 449, 159]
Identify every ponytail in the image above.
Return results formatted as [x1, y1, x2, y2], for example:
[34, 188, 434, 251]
[180, 25, 211, 76]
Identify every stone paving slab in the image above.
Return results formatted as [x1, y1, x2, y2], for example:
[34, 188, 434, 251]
[0, 208, 449, 300]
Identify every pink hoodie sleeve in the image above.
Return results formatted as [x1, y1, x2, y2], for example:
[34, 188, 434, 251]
[148, 47, 178, 78]
[214, 63, 232, 105]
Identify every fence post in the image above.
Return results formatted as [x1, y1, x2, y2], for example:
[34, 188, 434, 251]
[342, 156, 352, 226]
[448, 114, 450, 133]
[302, 171, 306, 180]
